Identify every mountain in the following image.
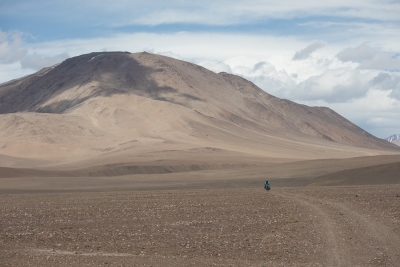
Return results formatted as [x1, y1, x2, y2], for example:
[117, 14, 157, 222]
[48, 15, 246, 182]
[385, 134, 400, 146]
[0, 52, 399, 170]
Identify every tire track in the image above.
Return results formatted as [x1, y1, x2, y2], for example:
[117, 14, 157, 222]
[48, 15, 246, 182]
[274, 189, 400, 267]
[27, 249, 134, 257]
[325, 200, 400, 266]
[273, 190, 346, 267]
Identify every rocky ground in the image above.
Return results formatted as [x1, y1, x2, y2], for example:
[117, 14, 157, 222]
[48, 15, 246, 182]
[1, 185, 399, 266]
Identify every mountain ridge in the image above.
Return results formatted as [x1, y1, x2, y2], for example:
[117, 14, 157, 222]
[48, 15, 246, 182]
[0, 51, 398, 167]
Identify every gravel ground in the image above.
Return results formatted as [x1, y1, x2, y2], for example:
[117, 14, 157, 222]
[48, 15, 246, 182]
[1, 185, 399, 266]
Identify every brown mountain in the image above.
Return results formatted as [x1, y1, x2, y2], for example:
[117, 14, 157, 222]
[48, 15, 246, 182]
[0, 51, 398, 171]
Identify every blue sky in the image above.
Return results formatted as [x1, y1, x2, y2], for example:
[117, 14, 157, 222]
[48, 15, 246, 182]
[1, 0, 400, 138]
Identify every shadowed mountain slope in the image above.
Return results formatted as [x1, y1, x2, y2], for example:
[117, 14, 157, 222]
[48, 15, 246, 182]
[0, 52, 398, 168]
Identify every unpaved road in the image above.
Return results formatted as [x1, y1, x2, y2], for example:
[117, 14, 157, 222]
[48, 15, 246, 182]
[274, 187, 400, 267]
[1, 185, 399, 266]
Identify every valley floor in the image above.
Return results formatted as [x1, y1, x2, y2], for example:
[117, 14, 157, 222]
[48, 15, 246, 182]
[1, 185, 399, 266]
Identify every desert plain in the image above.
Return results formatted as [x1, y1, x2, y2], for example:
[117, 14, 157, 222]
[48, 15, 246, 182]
[1, 52, 400, 266]
[1, 155, 400, 267]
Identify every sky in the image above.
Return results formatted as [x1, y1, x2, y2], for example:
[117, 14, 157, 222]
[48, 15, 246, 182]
[1, 0, 400, 138]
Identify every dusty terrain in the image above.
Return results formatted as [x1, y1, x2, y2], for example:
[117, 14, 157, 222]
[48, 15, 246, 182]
[1, 184, 399, 267]
[1, 155, 400, 267]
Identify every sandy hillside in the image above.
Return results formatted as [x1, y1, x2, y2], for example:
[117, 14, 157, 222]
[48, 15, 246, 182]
[0, 52, 398, 172]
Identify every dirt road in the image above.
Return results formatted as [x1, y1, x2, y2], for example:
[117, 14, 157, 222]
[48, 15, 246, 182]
[274, 187, 400, 267]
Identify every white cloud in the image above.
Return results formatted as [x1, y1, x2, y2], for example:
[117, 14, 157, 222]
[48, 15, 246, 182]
[359, 53, 400, 71]
[132, 8, 232, 26]
[81, 0, 400, 25]
[293, 41, 325, 60]
[0, 62, 34, 85]
[196, 60, 232, 74]
[154, 50, 182, 60]
[390, 90, 400, 101]
[0, 29, 69, 72]
[337, 42, 376, 62]
[291, 69, 371, 103]
[337, 43, 400, 71]
[328, 89, 400, 137]
[296, 88, 400, 138]
[0, 30, 27, 64]
[20, 52, 69, 70]
[370, 72, 400, 91]
[379, 73, 400, 101]
[225, 59, 296, 96]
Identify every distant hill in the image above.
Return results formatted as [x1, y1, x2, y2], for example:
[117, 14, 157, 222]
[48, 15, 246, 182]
[0, 51, 398, 169]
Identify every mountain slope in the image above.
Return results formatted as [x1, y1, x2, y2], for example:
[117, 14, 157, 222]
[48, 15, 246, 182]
[0, 52, 398, 167]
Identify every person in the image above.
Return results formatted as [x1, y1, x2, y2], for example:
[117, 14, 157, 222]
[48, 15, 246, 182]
[264, 180, 270, 190]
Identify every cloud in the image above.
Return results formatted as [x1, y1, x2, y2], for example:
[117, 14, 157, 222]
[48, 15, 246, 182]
[3, 0, 400, 31]
[222, 58, 296, 96]
[132, 8, 230, 26]
[0, 32, 300, 83]
[337, 43, 400, 71]
[20, 52, 69, 70]
[155, 50, 182, 60]
[293, 41, 325, 60]
[196, 60, 232, 74]
[0, 29, 69, 71]
[336, 42, 376, 62]
[298, 88, 400, 138]
[0, 62, 34, 85]
[390, 88, 400, 101]
[371, 72, 391, 86]
[371, 72, 400, 100]
[358, 53, 400, 71]
[0, 30, 27, 64]
[294, 69, 369, 103]
[229, 58, 400, 137]
[370, 72, 400, 90]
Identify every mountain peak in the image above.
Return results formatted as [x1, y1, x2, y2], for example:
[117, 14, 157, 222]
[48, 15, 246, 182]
[385, 134, 400, 147]
[385, 134, 400, 142]
[0, 51, 398, 164]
